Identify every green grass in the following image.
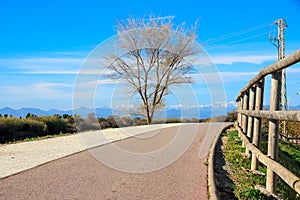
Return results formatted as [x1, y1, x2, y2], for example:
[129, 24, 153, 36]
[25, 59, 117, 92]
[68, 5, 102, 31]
[1, 132, 77, 145]
[278, 140, 300, 174]
[261, 130, 300, 198]
[223, 129, 300, 200]
[277, 140, 300, 199]
[222, 130, 268, 200]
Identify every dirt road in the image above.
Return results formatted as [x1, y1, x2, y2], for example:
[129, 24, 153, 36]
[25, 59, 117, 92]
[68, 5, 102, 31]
[0, 123, 227, 200]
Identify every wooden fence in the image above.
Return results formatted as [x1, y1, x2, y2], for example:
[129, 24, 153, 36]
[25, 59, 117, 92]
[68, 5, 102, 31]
[279, 133, 300, 144]
[236, 48, 300, 195]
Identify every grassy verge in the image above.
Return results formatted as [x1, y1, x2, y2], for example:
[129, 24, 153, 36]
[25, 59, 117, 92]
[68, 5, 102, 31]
[222, 130, 267, 199]
[278, 140, 300, 177]
[1, 132, 77, 146]
[277, 140, 300, 199]
[222, 129, 300, 199]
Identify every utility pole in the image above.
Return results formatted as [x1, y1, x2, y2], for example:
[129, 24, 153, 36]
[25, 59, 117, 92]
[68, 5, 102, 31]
[270, 18, 288, 135]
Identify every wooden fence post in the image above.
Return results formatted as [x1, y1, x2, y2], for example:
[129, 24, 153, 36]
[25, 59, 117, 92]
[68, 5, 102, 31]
[235, 49, 300, 195]
[266, 71, 282, 194]
[242, 91, 249, 147]
[246, 87, 255, 156]
[238, 99, 242, 125]
[242, 91, 249, 132]
[238, 98, 244, 139]
[251, 79, 264, 171]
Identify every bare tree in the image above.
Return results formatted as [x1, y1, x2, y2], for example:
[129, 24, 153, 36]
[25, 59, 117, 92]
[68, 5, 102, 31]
[106, 16, 200, 124]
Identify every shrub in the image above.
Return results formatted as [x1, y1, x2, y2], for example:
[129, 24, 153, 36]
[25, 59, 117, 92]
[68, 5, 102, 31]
[225, 111, 237, 122]
[37, 116, 67, 135]
[287, 121, 300, 137]
[106, 116, 119, 128]
[25, 119, 47, 137]
[0, 118, 47, 143]
[134, 117, 147, 126]
[76, 121, 100, 131]
[99, 120, 111, 129]
[165, 118, 182, 123]
[116, 116, 133, 127]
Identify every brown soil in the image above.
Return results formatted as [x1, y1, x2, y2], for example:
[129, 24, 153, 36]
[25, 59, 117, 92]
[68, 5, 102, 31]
[214, 134, 238, 199]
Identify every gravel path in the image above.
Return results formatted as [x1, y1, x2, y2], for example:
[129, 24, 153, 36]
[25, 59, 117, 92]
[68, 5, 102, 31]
[0, 123, 181, 179]
[0, 123, 228, 200]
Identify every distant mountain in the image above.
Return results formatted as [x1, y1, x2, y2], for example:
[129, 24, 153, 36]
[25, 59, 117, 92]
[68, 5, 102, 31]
[2, 102, 298, 120]
[0, 102, 240, 119]
[0, 107, 49, 117]
[0, 107, 92, 118]
[288, 105, 300, 110]
[263, 105, 300, 111]
[0, 106, 115, 118]
[0, 102, 236, 119]
[156, 102, 237, 119]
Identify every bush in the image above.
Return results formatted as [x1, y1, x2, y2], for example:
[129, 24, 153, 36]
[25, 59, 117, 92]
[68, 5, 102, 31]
[225, 111, 237, 122]
[25, 119, 47, 136]
[76, 121, 100, 131]
[99, 120, 111, 129]
[134, 117, 147, 126]
[106, 116, 119, 128]
[0, 117, 47, 143]
[165, 118, 182, 123]
[37, 116, 67, 135]
[116, 116, 133, 127]
[287, 121, 300, 137]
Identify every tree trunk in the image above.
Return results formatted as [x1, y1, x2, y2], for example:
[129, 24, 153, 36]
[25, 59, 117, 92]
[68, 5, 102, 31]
[145, 104, 152, 125]
[146, 112, 152, 124]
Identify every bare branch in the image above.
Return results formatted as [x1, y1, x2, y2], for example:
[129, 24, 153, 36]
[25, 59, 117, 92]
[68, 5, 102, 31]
[104, 16, 199, 124]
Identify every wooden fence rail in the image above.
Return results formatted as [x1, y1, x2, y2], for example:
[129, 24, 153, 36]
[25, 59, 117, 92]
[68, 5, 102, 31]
[238, 110, 300, 121]
[237, 49, 300, 100]
[279, 133, 300, 144]
[235, 123, 300, 194]
[236, 48, 300, 195]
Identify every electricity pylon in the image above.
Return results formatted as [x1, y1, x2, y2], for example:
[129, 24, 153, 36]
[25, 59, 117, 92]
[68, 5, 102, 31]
[270, 18, 288, 136]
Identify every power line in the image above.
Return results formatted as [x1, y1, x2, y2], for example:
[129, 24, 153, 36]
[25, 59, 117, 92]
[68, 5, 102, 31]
[204, 21, 273, 45]
[206, 31, 270, 50]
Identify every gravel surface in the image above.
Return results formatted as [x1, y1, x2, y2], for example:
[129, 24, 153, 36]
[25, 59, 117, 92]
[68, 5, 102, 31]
[0, 123, 228, 200]
[0, 123, 181, 179]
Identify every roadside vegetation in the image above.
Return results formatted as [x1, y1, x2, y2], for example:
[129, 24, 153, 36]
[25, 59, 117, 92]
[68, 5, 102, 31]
[220, 129, 300, 199]
[0, 111, 237, 144]
[0, 113, 76, 144]
[0, 112, 219, 144]
[260, 119, 300, 177]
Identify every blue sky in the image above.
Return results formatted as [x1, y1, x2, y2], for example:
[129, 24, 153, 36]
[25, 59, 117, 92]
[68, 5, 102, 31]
[0, 0, 300, 111]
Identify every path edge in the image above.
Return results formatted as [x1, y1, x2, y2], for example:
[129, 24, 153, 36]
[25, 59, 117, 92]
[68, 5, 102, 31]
[207, 123, 233, 200]
[0, 123, 183, 180]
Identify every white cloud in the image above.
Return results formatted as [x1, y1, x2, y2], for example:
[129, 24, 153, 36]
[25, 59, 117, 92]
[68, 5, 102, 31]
[4, 82, 72, 99]
[19, 69, 114, 75]
[220, 71, 257, 80]
[0, 56, 83, 75]
[287, 67, 300, 73]
[189, 71, 257, 84]
[0, 55, 118, 76]
[211, 55, 276, 65]
[33, 82, 72, 90]
[166, 101, 237, 109]
[73, 77, 122, 90]
[20, 70, 79, 75]
[1, 57, 82, 67]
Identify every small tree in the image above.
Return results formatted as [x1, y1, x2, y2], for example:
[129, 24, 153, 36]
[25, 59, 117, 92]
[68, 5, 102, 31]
[105, 16, 199, 124]
[26, 113, 31, 119]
